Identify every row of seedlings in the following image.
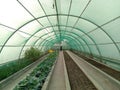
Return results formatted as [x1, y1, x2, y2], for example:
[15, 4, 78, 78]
[14, 52, 57, 90]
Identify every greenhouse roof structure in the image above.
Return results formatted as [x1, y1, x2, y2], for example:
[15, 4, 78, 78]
[0, 0, 120, 64]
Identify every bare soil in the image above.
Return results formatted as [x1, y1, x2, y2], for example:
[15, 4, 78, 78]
[74, 52, 120, 81]
[64, 52, 97, 90]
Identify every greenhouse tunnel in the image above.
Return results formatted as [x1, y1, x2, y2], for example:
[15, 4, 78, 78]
[0, 0, 120, 90]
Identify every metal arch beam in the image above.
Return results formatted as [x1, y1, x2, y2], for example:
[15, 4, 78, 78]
[15, 14, 103, 57]
[0, 14, 103, 55]
[31, 27, 93, 54]
[18, 31, 55, 58]
[36, 34, 81, 51]
[62, 0, 92, 36]
[64, 0, 73, 35]
[35, 31, 86, 53]
[39, 37, 78, 51]
[26, 14, 120, 55]
[64, 40, 79, 50]
[18, 32, 55, 58]
[19, 31, 80, 58]
[63, 40, 79, 50]
[37, 33, 86, 53]
[42, 38, 79, 51]
[41, 37, 79, 51]
[42, 39, 78, 52]
[37, 31, 84, 49]
[34, 29, 91, 53]
[32, 25, 100, 56]
[62, 14, 120, 55]
[78, 18, 120, 56]
[40, 38, 58, 50]
[63, 25, 101, 57]
[18, 28, 86, 57]
[40, 35, 81, 51]
[61, 31, 92, 54]
[54, 0, 61, 40]
[18, 24, 94, 59]
[61, 31, 92, 53]
[17, 0, 59, 40]
[62, 35, 83, 51]
[0, 14, 120, 54]
[19, 38, 56, 58]
[18, 24, 96, 59]
[40, 40, 56, 51]
[37, 0, 59, 38]
[1, 14, 117, 58]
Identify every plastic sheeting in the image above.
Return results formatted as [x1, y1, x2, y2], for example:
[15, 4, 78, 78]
[0, 0, 120, 68]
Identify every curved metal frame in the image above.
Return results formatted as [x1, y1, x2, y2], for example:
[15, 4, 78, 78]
[41, 35, 82, 51]
[18, 27, 91, 58]
[36, 31, 85, 50]
[30, 25, 96, 55]
[40, 34, 82, 50]
[41, 38, 78, 52]
[19, 32, 84, 58]
[36, 31, 91, 53]
[0, 14, 119, 60]
[41, 36, 80, 51]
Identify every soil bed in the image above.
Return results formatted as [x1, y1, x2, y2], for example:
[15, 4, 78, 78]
[64, 52, 97, 90]
[74, 52, 120, 81]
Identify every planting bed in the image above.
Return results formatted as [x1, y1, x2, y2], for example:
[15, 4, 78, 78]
[14, 52, 57, 90]
[64, 52, 97, 90]
[0, 59, 33, 81]
[74, 52, 120, 81]
[0, 52, 47, 81]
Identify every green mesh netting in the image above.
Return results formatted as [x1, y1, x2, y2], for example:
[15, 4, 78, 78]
[0, 0, 120, 69]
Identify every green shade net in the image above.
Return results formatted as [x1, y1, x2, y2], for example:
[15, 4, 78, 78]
[0, 0, 120, 70]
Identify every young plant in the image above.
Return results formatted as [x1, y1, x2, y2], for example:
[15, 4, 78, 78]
[24, 47, 42, 61]
[14, 52, 57, 90]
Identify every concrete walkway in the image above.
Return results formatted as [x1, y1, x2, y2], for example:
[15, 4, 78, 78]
[47, 51, 67, 90]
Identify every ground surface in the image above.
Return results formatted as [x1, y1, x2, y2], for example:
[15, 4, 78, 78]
[64, 52, 97, 90]
[47, 51, 66, 90]
[75, 53, 120, 81]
